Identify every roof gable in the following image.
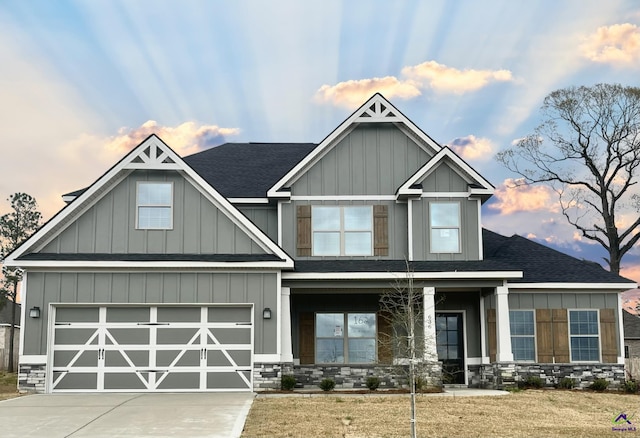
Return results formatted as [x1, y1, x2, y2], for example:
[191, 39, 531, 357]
[397, 147, 493, 198]
[4, 135, 293, 268]
[267, 93, 442, 197]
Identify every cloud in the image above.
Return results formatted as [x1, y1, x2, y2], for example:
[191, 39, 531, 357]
[448, 135, 495, 161]
[402, 61, 513, 94]
[580, 23, 640, 65]
[314, 77, 421, 108]
[104, 121, 240, 157]
[488, 178, 559, 215]
[315, 60, 513, 108]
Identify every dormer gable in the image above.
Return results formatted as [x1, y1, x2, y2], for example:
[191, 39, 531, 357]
[396, 147, 494, 201]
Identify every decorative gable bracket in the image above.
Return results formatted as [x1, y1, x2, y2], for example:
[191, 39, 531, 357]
[124, 141, 182, 170]
[354, 99, 402, 123]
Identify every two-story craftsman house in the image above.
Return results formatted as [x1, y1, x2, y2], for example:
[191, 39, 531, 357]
[5, 94, 635, 393]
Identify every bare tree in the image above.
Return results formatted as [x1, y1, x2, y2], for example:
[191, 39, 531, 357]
[0, 193, 42, 372]
[497, 84, 640, 274]
[379, 262, 441, 438]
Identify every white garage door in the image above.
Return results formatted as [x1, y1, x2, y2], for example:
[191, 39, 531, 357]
[50, 305, 253, 392]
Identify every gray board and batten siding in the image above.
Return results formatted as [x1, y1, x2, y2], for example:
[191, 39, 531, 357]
[237, 206, 278, 243]
[23, 271, 279, 356]
[412, 197, 481, 261]
[290, 124, 434, 196]
[39, 170, 267, 255]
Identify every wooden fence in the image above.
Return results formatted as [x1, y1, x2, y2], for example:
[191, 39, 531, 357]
[0, 326, 19, 372]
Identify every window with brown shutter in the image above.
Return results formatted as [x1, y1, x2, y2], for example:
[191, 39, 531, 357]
[373, 205, 389, 256]
[487, 308, 496, 362]
[535, 309, 569, 363]
[297, 205, 312, 256]
[299, 312, 315, 364]
[600, 308, 617, 363]
[377, 310, 393, 364]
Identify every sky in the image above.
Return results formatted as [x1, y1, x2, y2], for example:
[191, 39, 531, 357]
[1, 1, 640, 286]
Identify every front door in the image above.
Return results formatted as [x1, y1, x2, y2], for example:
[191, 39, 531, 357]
[436, 313, 464, 384]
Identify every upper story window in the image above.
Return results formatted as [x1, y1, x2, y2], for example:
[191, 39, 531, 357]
[429, 202, 460, 253]
[137, 182, 173, 229]
[312, 206, 372, 256]
[509, 310, 536, 361]
[569, 310, 600, 362]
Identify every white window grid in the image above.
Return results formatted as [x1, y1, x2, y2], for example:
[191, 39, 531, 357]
[315, 312, 377, 364]
[568, 309, 601, 363]
[311, 206, 373, 256]
[136, 181, 174, 230]
[429, 201, 461, 254]
[509, 310, 536, 362]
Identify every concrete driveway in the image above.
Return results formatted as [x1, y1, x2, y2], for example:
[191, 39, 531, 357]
[0, 392, 254, 438]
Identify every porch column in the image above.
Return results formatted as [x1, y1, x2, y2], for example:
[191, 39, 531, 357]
[423, 287, 438, 361]
[495, 285, 514, 362]
[280, 287, 293, 363]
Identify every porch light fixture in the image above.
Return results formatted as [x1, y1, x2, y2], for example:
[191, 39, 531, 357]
[29, 307, 41, 319]
[263, 307, 272, 319]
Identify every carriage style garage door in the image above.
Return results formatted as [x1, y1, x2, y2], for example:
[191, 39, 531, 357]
[50, 305, 253, 392]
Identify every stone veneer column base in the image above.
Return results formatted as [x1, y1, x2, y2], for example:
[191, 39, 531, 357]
[18, 363, 46, 393]
[253, 362, 294, 390]
[468, 363, 626, 390]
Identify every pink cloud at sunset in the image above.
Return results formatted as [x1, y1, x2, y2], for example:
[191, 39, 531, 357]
[580, 23, 640, 65]
[315, 60, 514, 108]
[448, 135, 495, 161]
[401, 61, 513, 94]
[488, 178, 559, 215]
[314, 77, 421, 108]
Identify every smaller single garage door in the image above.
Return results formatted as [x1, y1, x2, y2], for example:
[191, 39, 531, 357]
[51, 305, 253, 392]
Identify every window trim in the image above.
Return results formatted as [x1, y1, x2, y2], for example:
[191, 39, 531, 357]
[136, 181, 174, 230]
[568, 309, 601, 363]
[311, 206, 373, 256]
[509, 309, 536, 362]
[428, 201, 461, 254]
[314, 311, 377, 364]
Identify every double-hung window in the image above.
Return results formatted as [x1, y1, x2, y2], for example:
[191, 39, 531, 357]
[569, 310, 600, 361]
[509, 310, 535, 361]
[430, 202, 460, 253]
[315, 313, 377, 364]
[137, 182, 173, 229]
[312, 206, 372, 256]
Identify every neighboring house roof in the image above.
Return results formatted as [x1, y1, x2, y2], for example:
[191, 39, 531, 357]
[624, 309, 640, 339]
[0, 302, 20, 326]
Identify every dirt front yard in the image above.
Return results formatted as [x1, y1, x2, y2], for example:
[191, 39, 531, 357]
[242, 390, 640, 437]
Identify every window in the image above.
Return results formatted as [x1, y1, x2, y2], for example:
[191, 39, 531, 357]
[137, 182, 173, 229]
[509, 310, 535, 361]
[312, 206, 372, 256]
[315, 313, 376, 364]
[430, 202, 460, 253]
[569, 310, 600, 362]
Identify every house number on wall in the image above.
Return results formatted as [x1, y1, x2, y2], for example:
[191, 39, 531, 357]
[353, 316, 369, 325]
[426, 315, 433, 329]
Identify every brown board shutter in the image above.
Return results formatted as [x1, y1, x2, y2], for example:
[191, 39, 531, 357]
[297, 205, 312, 256]
[377, 311, 393, 364]
[552, 309, 570, 363]
[299, 312, 315, 364]
[600, 308, 618, 363]
[373, 205, 389, 256]
[487, 309, 496, 362]
[536, 309, 553, 363]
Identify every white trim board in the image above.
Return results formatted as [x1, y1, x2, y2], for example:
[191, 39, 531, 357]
[283, 271, 523, 280]
[507, 282, 636, 290]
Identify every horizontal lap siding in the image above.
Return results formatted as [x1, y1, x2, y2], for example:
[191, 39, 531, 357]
[24, 272, 278, 356]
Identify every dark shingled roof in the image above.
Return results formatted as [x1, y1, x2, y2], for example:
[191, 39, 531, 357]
[183, 143, 318, 198]
[292, 229, 632, 285]
[624, 310, 640, 339]
[19, 253, 283, 262]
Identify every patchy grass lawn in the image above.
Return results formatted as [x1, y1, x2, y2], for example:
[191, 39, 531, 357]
[0, 372, 20, 401]
[242, 390, 640, 437]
